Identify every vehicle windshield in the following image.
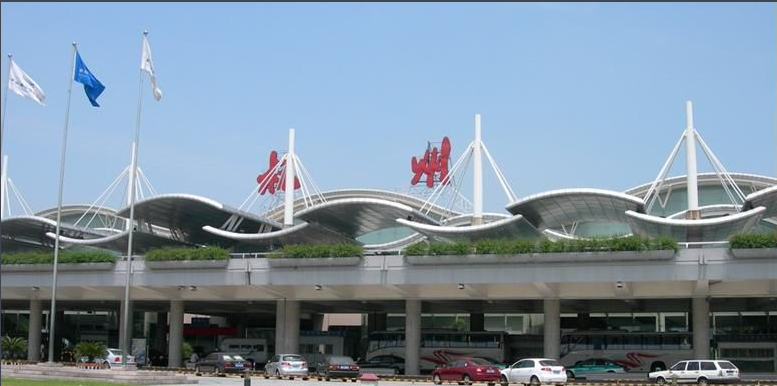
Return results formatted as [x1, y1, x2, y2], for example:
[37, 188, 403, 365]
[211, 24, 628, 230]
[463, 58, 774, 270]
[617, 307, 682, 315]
[718, 362, 736, 370]
[470, 358, 491, 366]
[479, 357, 501, 365]
[283, 355, 304, 362]
[107, 349, 123, 356]
[540, 360, 562, 367]
[329, 356, 354, 365]
[670, 362, 686, 371]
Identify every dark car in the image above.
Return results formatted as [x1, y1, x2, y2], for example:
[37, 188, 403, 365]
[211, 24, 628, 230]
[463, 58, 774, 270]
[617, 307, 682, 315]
[195, 352, 248, 374]
[359, 354, 405, 375]
[316, 355, 360, 380]
[432, 357, 502, 385]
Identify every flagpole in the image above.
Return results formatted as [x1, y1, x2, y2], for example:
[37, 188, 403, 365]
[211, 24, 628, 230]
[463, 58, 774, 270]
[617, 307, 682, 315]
[0, 52, 12, 359]
[121, 30, 147, 368]
[48, 42, 77, 364]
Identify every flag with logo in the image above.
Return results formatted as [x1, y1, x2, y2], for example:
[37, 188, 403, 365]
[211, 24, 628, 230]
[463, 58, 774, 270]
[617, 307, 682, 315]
[141, 35, 162, 101]
[73, 51, 105, 107]
[8, 59, 46, 105]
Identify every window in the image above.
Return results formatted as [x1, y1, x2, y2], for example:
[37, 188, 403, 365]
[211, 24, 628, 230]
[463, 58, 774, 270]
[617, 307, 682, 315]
[687, 362, 699, 371]
[701, 362, 716, 371]
[718, 362, 736, 370]
[671, 362, 687, 371]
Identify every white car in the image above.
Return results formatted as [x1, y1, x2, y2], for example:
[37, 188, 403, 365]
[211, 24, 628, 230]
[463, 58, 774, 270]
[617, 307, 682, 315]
[648, 360, 740, 385]
[264, 354, 309, 377]
[100, 348, 136, 369]
[501, 358, 567, 386]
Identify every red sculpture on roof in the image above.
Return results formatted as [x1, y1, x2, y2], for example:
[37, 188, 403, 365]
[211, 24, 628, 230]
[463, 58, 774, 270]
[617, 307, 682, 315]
[257, 151, 300, 195]
[411, 137, 451, 188]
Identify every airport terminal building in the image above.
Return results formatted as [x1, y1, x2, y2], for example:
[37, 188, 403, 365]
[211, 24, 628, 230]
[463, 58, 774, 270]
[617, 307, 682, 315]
[1, 109, 776, 374]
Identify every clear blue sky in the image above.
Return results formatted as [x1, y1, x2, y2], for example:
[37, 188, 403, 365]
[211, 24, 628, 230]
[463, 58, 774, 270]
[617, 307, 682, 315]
[1, 2, 774, 215]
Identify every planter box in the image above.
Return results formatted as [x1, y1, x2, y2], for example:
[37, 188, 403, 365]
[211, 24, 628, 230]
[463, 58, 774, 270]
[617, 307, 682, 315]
[404, 250, 675, 265]
[267, 257, 362, 268]
[144, 260, 229, 269]
[0, 262, 115, 272]
[730, 248, 777, 259]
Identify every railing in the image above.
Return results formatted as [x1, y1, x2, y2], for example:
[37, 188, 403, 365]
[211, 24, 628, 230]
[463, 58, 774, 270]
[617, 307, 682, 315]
[676, 241, 730, 249]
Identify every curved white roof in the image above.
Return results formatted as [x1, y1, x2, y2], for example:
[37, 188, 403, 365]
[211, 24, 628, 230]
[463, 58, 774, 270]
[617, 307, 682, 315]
[625, 206, 766, 242]
[625, 172, 777, 198]
[295, 197, 439, 238]
[115, 193, 282, 246]
[667, 204, 741, 220]
[396, 214, 541, 243]
[743, 184, 777, 219]
[263, 188, 460, 222]
[506, 188, 645, 230]
[202, 222, 356, 246]
[45, 230, 190, 252]
[1, 215, 110, 252]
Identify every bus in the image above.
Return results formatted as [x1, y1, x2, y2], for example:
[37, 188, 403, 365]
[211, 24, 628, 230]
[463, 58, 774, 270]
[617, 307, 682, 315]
[366, 331, 507, 373]
[559, 331, 693, 373]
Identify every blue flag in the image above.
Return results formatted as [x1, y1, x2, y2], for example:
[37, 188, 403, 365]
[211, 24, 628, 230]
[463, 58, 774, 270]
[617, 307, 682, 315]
[74, 51, 105, 107]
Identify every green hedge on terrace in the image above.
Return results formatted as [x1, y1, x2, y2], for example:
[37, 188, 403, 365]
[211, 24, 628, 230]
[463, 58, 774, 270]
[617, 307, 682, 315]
[1, 251, 115, 265]
[403, 236, 677, 256]
[143, 246, 229, 261]
[729, 233, 777, 249]
[275, 243, 363, 258]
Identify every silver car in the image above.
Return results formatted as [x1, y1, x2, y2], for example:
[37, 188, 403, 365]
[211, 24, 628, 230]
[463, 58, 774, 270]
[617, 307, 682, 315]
[265, 354, 309, 377]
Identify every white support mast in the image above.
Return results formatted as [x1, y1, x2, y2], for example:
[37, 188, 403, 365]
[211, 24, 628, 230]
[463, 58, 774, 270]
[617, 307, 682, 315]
[472, 114, 483, 225]
[685, 100, 700, 219]
[283, 128, 296, 227]
[1, 155, 7, 218]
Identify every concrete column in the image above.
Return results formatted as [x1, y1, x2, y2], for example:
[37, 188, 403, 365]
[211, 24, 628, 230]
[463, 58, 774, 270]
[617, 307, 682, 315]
[284, 300, 300, 355]
[27, 299, 42, 361]
[470, 313, 485, 332]
[692, 298, 710, 359]
[275, 300, 286, 354]
[543, 299, 561, 359]
[168, 300, 184, 368]
[405, 300, 421, 376]
[143, 312, 154, 338]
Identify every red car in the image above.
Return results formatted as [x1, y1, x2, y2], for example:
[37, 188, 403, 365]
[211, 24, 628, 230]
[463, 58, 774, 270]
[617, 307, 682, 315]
[432, 357, 502, 385]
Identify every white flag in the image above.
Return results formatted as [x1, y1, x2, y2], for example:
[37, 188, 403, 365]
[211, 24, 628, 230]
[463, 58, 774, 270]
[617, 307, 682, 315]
[8, 59, 46, 106]
[141, 35, 162, 101]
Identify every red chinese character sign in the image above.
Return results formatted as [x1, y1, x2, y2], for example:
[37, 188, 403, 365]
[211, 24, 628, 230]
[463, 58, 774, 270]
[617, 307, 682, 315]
[411, 137, 451, 188]
[256, 150, 300, 195]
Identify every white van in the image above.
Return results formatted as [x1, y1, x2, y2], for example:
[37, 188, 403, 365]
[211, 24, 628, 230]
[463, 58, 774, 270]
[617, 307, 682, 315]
[219, 338, 268, 368]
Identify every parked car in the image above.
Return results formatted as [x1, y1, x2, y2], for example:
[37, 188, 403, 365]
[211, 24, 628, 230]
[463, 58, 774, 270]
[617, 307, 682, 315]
[432, 357, 502, 385]
[566, 358, 626, 379]
[649, 360, 740, 385]
[316, 355, 360, 380]
[264, 354, 309, 377]
[477, 356, 508, 370]
[359, 354, 405, 375]
[79, 348, 136, 369]
[195, 352, 248, 374]
[500, 358, 567, 386]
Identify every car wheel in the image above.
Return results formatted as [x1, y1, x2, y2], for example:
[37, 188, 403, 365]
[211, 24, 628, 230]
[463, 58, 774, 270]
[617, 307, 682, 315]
[501, 374, 509, 386]
[608, 370, 615, 373]
[530, 375, 540, 386]
[698, 378, 708, 386]
[464, 374, 472, 385]
[656, 376, 667, 385]
[566, 370, 574, 379]
[434, 374, 442, 385]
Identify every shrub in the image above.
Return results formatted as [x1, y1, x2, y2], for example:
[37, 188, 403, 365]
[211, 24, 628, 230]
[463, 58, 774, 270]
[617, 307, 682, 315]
[182, 341, 193, 361]
[74, 341, 106, 362]
[276, 243, 363, 258]
[1, 336, 27, 358]
[0, 251, 115, 265]
[730, 233, 777, 249]
[144, 246, 229, 261]
[403, 236, 677, 256]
